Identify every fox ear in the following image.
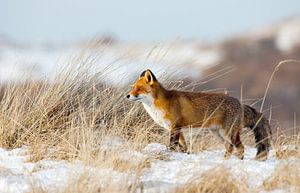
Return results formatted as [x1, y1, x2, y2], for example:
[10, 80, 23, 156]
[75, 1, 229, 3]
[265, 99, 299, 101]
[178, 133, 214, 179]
[144, 70, 154, 85]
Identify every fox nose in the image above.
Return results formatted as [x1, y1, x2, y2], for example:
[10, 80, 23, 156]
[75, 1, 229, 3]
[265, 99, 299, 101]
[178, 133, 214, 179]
[126, 94, 130, 99]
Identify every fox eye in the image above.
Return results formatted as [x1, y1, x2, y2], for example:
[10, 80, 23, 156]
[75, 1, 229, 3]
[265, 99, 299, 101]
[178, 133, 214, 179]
[136, 88, 141, 91]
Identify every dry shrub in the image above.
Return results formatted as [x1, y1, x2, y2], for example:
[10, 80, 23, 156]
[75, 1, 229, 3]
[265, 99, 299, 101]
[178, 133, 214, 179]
[0, 56, 163, 162]
[174, 166, 248, 193]
[28, 172, 137, 193]
[276, 146, 299, 159]
[274, 135, 300, 159]
[263, 162, 300, 192]
[60, 155, 149, 193]
[61, 172, 136, 193]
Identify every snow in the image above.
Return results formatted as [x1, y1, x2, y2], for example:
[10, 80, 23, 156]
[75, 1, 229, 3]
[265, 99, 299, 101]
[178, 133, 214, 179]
[275, 18, 300, 52]
[0, 145, 132, 193]
[0, 139, 299, 193]
[140, 143, 281, 191]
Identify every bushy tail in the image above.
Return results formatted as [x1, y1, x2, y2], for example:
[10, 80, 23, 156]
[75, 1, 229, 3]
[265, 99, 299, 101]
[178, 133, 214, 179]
[243, 105, 272, 161]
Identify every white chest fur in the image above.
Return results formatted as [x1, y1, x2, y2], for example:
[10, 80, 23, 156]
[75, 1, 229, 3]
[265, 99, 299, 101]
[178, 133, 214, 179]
[142, 101, 171, 130]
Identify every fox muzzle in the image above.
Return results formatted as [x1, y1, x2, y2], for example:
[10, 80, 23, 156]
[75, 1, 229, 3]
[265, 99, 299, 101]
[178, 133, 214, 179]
[127, 94, 141, 101]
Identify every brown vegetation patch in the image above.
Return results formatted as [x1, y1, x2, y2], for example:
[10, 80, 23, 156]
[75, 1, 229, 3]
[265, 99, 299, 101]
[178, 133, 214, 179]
[174, 166, 248, 193]
[263, 162, 300, 192]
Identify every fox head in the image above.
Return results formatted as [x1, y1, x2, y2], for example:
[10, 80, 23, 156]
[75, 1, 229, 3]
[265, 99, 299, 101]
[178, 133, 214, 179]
[127, 69, 159, 102]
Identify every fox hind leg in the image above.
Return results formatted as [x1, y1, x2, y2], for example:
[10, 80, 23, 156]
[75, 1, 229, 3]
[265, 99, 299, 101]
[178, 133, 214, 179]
[224, 141, 234, 159]
[232, 131, 244, 160]
[217, 128, 233, 159]
[223, 116, 244, 160]
[223, 131, 244, 160]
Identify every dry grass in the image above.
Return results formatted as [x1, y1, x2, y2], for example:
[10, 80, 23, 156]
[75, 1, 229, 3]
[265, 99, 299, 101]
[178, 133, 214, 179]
[263, 162, 300, 192]
[0, 64, 156, 160]
[174, 162, 300, 193]
[174, 166, 248, 193]
[274, 135, 300, 159]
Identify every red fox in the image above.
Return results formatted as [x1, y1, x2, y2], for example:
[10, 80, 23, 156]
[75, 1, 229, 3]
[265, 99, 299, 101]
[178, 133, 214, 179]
[127, 69, 272, 161]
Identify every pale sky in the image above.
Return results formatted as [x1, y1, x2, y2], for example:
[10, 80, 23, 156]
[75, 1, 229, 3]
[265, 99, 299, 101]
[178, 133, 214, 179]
[0, 0, 300, 43]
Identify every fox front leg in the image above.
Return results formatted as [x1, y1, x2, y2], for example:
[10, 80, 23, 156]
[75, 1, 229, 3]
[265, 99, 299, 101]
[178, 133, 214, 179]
[179, 132, 188, 153]
[169, 128, 180, 151]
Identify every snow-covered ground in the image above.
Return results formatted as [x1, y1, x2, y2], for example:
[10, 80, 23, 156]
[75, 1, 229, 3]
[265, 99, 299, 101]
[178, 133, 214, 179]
[0, 137, 298, 193]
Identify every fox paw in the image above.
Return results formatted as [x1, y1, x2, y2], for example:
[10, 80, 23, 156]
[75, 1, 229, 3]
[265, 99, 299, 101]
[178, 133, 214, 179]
[223, 152, 232, 160]
[255, 151, 268, 161]
[169, 145, 188, 153]
[179, 145, 188, 153]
